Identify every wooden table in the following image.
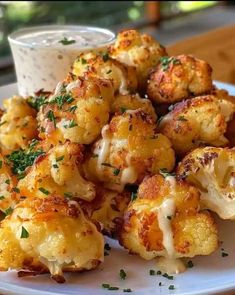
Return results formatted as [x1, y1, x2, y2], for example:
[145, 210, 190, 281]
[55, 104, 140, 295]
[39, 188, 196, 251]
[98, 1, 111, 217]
[167, 24, 235, 85]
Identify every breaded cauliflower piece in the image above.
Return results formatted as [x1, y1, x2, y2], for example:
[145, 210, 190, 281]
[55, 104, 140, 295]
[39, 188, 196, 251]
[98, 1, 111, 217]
[38, 76, 114, 145]
[84, 110, 175, 192]
[18, 142, 96, 202]
[111, 93, 157, 121]
[119, 174, 218, 272]
[80, 187, 131, 237]
[147, 55, 213, 104]
[177, 147, 235, 220]
[0, 96, 38, 154]
[72, 52, 137, 95]
[159, 95, 235, 156]
[109, 29, 167, 90]
[0, 154, 19, 216]
[0, 196, 104, 283]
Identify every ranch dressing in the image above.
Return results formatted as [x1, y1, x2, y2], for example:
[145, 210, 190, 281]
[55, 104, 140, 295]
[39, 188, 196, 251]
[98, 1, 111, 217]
[8, 25, 115, 96]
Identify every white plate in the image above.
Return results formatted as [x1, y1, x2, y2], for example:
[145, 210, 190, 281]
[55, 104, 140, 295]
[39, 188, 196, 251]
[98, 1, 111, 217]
[0, 81, 235, 295]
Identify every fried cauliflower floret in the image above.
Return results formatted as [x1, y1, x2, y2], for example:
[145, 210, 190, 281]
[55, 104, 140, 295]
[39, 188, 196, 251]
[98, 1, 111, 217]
[147, 55, 213, 104]
[159, 95, 235, 156]
[0, 154, 19, 215]
[18, 142, 96, 202]
[177, 147, 235, 220]
[111, 93, 157, 121]
[84, 110, 175, 192]
[119, 174, 218, 267]
[0, 96, 38, 154]
[0, 196, 104, 283]
[80, 187, 131, 237]
[109, 29, 167, 90]
[72, 52, 137, 95]
[38, 76, 114, 145]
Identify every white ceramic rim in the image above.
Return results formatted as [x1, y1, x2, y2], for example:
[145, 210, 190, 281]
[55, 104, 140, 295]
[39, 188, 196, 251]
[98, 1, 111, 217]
[8, 24, 116, 50]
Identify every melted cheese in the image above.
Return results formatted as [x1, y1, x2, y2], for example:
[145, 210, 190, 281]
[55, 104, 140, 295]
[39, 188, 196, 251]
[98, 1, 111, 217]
[65, 80, 81, 92]
[156, 257, 186, 274]
[97, 125, 111, 173]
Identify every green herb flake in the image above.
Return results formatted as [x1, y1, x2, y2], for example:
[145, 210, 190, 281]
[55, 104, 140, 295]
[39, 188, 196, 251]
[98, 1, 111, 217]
[53, 164, 59, 169]
[0, 121, 7, 127]
[159, 168, 176, 178]
[92, 154, 98, 158]
[169, 285, 175, 290]
[5, 179, 10, 185]
[102, 284, 110, 289]
[177, 116, 187, 122]
[123, 289, 132, 293]
[167, 216, 172, 220]
[102, 52, 109, 62]
[81, 58, 87, 64]
[160, 56, 181, 71]
[106, 69, 112, 74]
[59, 37, 76, 45]
[0, 160, 2, 169]
[101, 162, 113, 168]
[120, 107, 127, 114]
[39, 187, 50, 195]
[159, 282, 162, 286]
[69, 105, 77, 113]
[149, 269, 156, 276]
[64, 192, 73, 199]
[27, 95, 48, 111]
[50, 94, 75, 109]
[162, 273, 174, 280]
[46, 110, 56, 128]
[20, 226, 29, 239]
[157, 270, 162, 275]
[187, 260, 194, 268]
[131, 192, 137, 202]
[108, 287, 119, 291]
[119, 269, 126, 280]
[67, 119, 78, 128]
[113, 168, 120, 176]
[56, 156, 64, 162]
[13, 187, 20, 193]
[4, 207, 13, 216]
[0, 196, 5, 200]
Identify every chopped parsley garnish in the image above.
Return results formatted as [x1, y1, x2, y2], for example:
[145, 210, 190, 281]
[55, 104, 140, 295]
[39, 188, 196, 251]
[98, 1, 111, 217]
[64, 192, 73, 199]
[20, 226, 29, 239]
[123, 289, 132, 292]
[177, 116, 187, 122]
[12, 187, 20, 193]
[50, 94, 74, 109]
[159, 282, 162, 286]
[160, 56, 181, 71]
[102, 284, 110, 289]
[0, 160, 2, 169]
[81, 58, 87, 64]
[27, 95, 48, 111]
[120, 107, 127, 114]
[4, 207, 13, 216]
[58, 37, 76, 45]
[0, 196, 5, 200]
[159, 168, 176, 178]
[46, 110, 56, 128]
[113, 168, 120, 176]
[222, 252, 229, 257]
[101, 162, 113, 168]
[157, 270, 162, 275]
[92, 154, 98, 158]
[104, 243, 111, 251]
[69, 105, 77, 113]
[131, 192, 137, 202]
[167, 216, 172, 220]
[187, 260, 194, 268]
[5, 179, 10, 185]
[64, 119, 78, 128]
[39, 187, 50, 195]
[169, 285, 175, 290]
[149, 269, 156, 275]
[0, 121, 7, 127]
[102, 52, 109, 62]
[29, 139, 39, 149]
[53, 164, 59, 169]
[119, 269, 126, 280]
[56, 156, 64, 162]
[162, 273, 174, 280]
[102, 284, 119, 290]
[106, 69, 112, 74]
[7, 148, 44, 179]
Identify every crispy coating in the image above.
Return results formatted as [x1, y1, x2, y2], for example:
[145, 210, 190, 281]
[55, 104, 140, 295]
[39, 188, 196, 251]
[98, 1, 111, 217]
[84, 110, 175, 192]
[177, 146, 235, 220]
[111, 93, 157, 121]
[110, 29, 167, 90]
[38, 76, 114, 145]
[80, 187, 131, 237]
[159, 95, 235, 155]
[0, 196, 104, 282]
[18, 142, 96, 202]
[0, 153, 19, 216]
[119, 174, 218, 260]
[72, 52, 137, 94]
[147, 55, 213, 104]
[0, 96, 38, 154]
